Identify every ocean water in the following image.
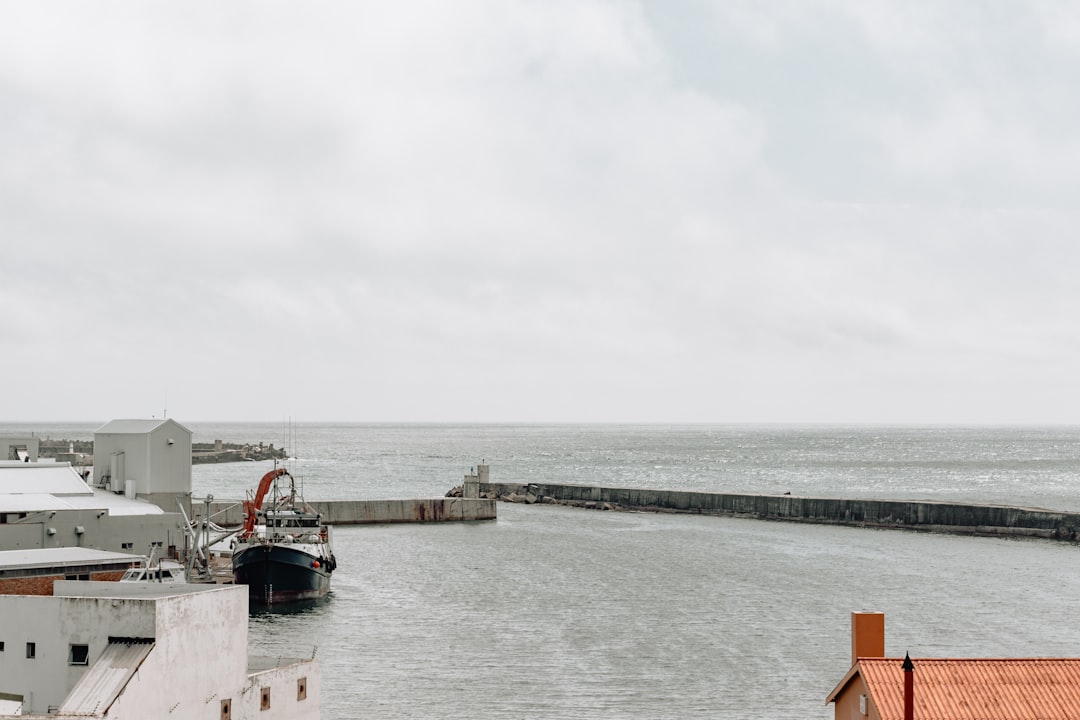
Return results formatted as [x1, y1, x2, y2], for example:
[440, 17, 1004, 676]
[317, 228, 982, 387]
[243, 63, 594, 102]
[5, 423, 1080, 718]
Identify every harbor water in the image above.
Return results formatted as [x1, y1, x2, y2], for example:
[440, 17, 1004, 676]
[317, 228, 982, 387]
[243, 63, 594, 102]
[6, 422, 1080, 719]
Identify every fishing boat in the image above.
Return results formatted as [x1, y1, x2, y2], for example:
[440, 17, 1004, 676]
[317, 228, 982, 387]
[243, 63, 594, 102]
[231, 466, 337, 604]
[119, 557, 187, 584]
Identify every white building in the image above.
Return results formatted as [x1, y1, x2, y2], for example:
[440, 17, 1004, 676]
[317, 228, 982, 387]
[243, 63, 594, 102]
[0, 461, 184, 558]
[0, 582, 319, 719]
[0, 419, 199, 561]
[0, 437, 39, 463]
[92, 418, 193, 514]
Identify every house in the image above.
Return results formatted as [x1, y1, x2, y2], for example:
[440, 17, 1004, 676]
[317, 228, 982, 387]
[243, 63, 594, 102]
[827, 611, 1080, 720]
[0, 581, 319, 719]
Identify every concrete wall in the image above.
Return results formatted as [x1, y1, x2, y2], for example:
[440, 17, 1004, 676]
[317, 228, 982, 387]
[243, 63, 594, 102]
[0, 510, 185, 558]
[481, 482, 1080, 541]
[93, 419, 192, 503]
[207, 497, 497, 526]
[104, 584, 319, 720]
[0, 590, 157, 713]
[0, 437, 38, 462]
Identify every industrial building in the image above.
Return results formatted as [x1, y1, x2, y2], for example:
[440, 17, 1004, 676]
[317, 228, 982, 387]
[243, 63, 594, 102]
[0, 419, 194, 559]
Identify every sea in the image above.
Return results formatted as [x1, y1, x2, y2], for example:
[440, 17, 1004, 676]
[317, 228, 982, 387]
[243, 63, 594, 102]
[6, 422, 1080, 719]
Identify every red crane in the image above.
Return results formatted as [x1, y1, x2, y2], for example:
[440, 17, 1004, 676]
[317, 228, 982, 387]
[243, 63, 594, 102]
[240, 467, 292, 537]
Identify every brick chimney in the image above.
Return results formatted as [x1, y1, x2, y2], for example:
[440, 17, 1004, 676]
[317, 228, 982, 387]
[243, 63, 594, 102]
[851, 612, 885, 664]
[902, 652, 914, 720]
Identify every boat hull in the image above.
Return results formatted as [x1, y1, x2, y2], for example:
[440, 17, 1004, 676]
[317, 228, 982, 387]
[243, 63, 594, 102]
[232, 543, 332, 604]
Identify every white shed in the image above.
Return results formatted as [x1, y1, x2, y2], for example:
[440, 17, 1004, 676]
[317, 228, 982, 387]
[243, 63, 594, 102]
[93, 419, 192, 512]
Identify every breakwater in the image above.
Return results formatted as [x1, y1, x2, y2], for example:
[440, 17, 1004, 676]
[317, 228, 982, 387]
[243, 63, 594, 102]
[477, 482, 1080, 541]
[206, 497, 496, 526]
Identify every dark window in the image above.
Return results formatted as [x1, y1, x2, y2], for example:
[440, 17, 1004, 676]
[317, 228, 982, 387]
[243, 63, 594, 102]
[221, 699, 232, 719]
[69, 644, 89, 665]
[121, 542, 133, 550]
[260, 687, 270, 711]
[0, 641, 5, 651]
[26, 642, 35, 659]
[297, 677, 307, 701]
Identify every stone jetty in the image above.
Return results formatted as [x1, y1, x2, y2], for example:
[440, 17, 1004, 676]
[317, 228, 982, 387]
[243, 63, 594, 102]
[455, 477, 1080, 542]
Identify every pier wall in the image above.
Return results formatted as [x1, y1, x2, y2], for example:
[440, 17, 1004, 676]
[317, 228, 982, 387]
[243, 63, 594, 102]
[480, 482, 1080, 541]
[206, 497, 496, 526]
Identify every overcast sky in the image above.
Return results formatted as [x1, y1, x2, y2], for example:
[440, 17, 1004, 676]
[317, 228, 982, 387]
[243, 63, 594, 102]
[3, 2, 1079, 424]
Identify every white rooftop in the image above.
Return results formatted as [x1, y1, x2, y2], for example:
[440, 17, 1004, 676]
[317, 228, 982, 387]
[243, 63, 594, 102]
[0, 462, 93, 496]
[0, 547, 143, 570]
[52, 579, 226, 599]
[96, 418, 190, 434]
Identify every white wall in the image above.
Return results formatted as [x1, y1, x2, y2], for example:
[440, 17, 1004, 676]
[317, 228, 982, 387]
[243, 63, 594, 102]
[93, 419, 192, 507]
[0, 592, 156, 714]
[0, 509, 182, 555]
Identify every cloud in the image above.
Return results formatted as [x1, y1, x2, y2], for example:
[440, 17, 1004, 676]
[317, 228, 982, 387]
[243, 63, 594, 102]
[1, 1, 1078, 422]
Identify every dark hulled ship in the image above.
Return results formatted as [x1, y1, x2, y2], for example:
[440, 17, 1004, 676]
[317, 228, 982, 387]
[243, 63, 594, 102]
[232, 466, 337, 604]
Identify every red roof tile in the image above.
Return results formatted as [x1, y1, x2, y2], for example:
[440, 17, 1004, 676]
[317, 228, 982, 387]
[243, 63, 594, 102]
[851, 658, 1080, 720]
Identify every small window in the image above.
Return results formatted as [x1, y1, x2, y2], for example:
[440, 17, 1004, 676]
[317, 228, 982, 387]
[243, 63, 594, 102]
[220, 699, 232, 719]
[260, 687, 270, 711]
[69, 644, 89, 665]
[26, 642, 35, 659]
[297, 677, 307, 701]
[0, 641, 5, 651]
[65, 574, 90, 581]
[121, 542, 133, 550]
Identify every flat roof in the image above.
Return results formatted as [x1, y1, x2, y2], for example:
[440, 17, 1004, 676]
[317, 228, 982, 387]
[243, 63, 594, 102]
[0, 547, 143, 571]
[0, 463, 93, 496]
[0, 488, 167, 516]
[248, 655, 312, 673]
[52, 580, 238, 599]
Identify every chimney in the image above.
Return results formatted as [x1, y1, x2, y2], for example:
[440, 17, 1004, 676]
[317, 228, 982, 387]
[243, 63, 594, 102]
[851, 612, 885, 664]
[902, 652, 914, 720]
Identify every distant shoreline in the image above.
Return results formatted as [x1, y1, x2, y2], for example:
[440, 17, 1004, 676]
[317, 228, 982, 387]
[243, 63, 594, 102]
[28, 439, 287, 466]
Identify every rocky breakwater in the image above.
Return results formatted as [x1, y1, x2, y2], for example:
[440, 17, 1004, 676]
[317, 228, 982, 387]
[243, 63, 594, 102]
[455, 480, 1080, 542]
[191, 440, 287, 464]
[445, 482, 620, 511]
[32, 438, 289, 465]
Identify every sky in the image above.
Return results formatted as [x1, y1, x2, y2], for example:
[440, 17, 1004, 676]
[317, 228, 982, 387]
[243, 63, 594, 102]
[2, 1, 1079, 424]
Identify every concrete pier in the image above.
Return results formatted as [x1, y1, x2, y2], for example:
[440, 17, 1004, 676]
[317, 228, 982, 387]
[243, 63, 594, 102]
[479, 482, 1080, 541]
[207, 497, 496, 526]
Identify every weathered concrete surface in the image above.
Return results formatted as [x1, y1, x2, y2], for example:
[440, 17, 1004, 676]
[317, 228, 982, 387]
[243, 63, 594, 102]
[478, 482, 1080, 541]
[207, 498, 496, 526]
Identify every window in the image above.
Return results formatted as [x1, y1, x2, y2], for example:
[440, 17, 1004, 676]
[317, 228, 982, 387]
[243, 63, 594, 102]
[121, 542, 133, 550]
[260, 687, 271, 711]
[0, 641, 5, 651]
[297, 677, 307, 701]
[65, 574, 90, 581]
[220, 699, 232, 719]
[26, 642, 35, 659]
[69, 644, 89, 665]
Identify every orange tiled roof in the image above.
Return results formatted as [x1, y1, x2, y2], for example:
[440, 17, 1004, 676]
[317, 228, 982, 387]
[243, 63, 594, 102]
[848, 658, 1080, 720]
